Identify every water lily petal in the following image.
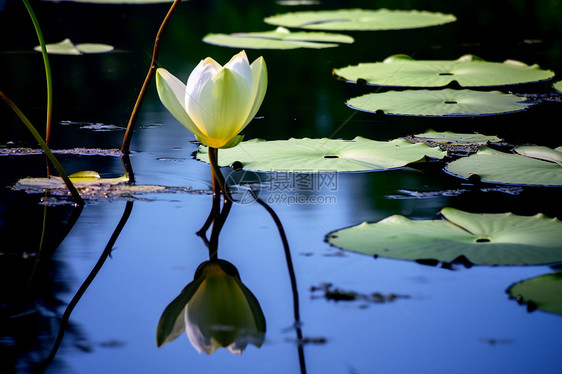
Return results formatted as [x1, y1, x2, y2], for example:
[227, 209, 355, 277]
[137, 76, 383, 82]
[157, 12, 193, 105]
[191, 67, 253, 148]
[155, 68, 206, 140]
[223, 50, 253, 85]
[186, 57, 222, 102]
[243, 56, 268, 127]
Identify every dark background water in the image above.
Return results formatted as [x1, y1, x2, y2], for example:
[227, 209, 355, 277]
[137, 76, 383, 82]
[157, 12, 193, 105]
[1, 0, 562, 373]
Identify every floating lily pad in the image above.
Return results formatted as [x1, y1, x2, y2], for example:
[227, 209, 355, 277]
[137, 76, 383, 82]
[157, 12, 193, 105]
[346, 89, 532, 116]
[203, 27, 353, 49]
[327, 207, 562, 266]
[508, 273, 562, 315]
[14, 172, 194, 201]
[196, 137, 445, 172]
[411, 130, 502, 145]
[333, 54, 555, 87]
[554, 81, 562, 93]
[264, 8, 456, 31]
[34, 38, 114, 55]
[445, 146, 562, 186]
[16, 171, 129, 188]
[515, 145, 562, 166]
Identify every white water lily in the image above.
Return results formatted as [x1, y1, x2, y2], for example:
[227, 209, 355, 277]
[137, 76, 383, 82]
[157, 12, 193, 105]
[156, 51, 267, 148]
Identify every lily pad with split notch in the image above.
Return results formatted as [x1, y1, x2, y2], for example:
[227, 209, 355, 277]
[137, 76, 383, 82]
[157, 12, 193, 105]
[508, 272, 562, 315]
[445, 146, 562, 186]
[327, 207, 562, 266]
[203, 27, 353, 49]
[346, 89, 533, 116]
[34, 38, 114, 55]
[264, 8, 456, 31]
[196, 137, 446, 172]
[333, 54, 555, 87]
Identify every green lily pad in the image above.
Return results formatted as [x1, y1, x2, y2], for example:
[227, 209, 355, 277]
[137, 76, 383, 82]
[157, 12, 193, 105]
[515, 145, 562, 167]
[196, 137, 446, 172]
[327, 207, 562, 266]
[333, 54, 555, 87]
[445, 146, 562, 186]
[264, 8, 456, 31]
[203, 27, 353, 49]
[346, 89, 532, 116]
[554, 81, 562, 93]
[412, 130, 502, 145]
[34, 38, 114, 55]
[16, 171, 129, 189]
[508, 273, 562, 315]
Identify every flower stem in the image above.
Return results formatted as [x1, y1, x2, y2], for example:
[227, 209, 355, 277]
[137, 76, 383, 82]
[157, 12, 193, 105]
[22, 0, 52, 146]
[0, 91, 83, 205]
[121, 0, 181, 154]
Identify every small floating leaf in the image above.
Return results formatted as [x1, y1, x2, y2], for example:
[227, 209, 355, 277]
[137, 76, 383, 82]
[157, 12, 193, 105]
[327, 208, 562, 265]
[508, 273, 562, 315]
[445, 146, 562, 186]
[411, 130, 502, 145]
[264, 8, 456, 30]
[554, 80, 562, 93]
[333, 54, 555, 87]
[196, 137, 445, 172]
[346, 89, 533, 116]
[203, 27, 353, 49]
[17, 172, 128, 189]
[34, 38, 114, 55]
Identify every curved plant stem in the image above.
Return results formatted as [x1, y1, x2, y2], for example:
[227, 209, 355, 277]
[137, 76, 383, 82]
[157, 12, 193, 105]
[255, 197, 306, 374]
[0, 91, 83, 205]
[38, 201, 134, 373]
[121, 0, 181, 154]
[22, 0, 52, 146]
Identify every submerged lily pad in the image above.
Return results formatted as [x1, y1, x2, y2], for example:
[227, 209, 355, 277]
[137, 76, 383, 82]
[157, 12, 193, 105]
[203, 27, 353, 49]
[445, 146, 562, 186]
[327, 207, 562, 266]
[196, 137, 445, 172]
[411, 130, 502, 145]
[346, 89, 533, 116]
[264, 8, 456, 30]
[34, 38, 114, 55]
[333, 54, 555, 87]
[508, 273, 562, 315]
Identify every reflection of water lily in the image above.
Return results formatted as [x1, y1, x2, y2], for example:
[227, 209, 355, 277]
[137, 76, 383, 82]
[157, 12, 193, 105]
[156, 51, 267, 149]
[157, 260, 266, 354]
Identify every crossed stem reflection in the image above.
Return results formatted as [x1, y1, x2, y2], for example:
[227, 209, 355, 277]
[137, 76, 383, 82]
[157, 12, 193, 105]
[193, 151, 307, 372]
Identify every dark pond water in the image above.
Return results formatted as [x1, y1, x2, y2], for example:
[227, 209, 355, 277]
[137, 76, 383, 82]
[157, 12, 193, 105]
[1, 1, 562, 373]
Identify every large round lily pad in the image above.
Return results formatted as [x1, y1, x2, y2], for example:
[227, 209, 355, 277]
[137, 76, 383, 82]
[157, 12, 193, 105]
[508, 273, 562, 315]
[445, 146, 562, 186]
[264, 9, 456, 31]
[203, 27, 353, 49]
[333, 54, 555, 87]
[346, 89, 533, 116]
[196, 137, 445, 172]
[327, 207, 562, 266]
